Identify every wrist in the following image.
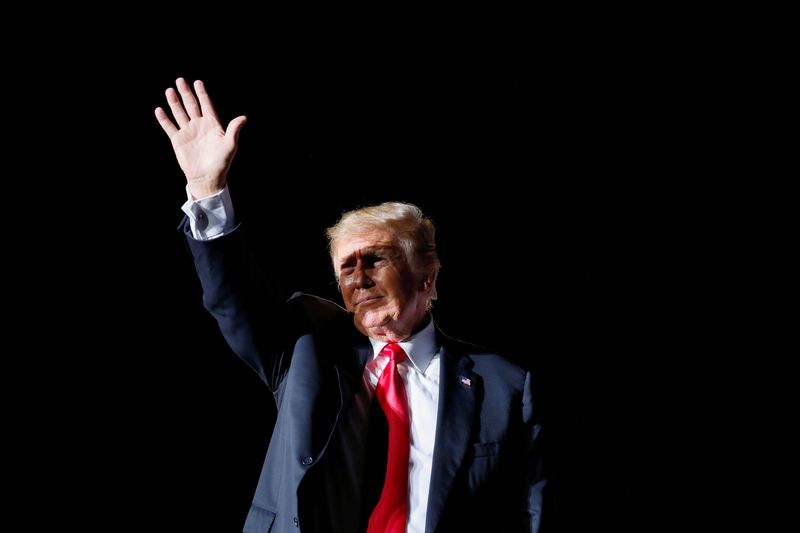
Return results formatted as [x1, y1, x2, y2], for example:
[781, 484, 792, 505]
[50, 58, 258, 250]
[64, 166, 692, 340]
[187, 182, 224, 201]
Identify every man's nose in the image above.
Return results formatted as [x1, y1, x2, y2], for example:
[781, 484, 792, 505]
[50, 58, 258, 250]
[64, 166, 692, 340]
[353, 265, 375, 289]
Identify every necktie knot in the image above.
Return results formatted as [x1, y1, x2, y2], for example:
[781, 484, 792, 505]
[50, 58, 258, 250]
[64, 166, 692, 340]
[381, 342, 407, 364]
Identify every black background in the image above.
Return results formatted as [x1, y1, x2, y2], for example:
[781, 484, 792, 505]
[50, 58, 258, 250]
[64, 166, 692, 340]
[25, 15, 797, 532]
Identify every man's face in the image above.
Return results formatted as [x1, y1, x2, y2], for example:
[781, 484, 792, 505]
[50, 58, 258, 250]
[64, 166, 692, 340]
[334, 229, 429, 342]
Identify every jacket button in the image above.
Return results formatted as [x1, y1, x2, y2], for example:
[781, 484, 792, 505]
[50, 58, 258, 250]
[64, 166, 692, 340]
[301, 456, 314, 465]
[293, 516, 299, 527]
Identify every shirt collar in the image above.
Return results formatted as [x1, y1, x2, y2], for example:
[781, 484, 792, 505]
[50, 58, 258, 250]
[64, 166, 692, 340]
[368, 318, 438, 375]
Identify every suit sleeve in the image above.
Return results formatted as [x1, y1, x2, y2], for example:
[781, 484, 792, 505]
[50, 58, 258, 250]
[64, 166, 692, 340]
[523, 369, 546, 532]
[182, 219, 296, 391]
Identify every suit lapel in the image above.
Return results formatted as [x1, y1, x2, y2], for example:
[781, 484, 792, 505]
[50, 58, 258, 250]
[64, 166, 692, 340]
[425, 341, 477, 533]
[318, 335, 372, 460]
[334, 336, 372, 404]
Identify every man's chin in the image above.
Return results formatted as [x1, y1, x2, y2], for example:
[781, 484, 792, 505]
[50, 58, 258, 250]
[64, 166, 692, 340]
[354, 312, 392, 335]
[361, 315, 391, 329]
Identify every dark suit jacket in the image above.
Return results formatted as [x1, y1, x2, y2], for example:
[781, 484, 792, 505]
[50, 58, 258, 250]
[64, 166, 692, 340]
[184, 223, 545, 532]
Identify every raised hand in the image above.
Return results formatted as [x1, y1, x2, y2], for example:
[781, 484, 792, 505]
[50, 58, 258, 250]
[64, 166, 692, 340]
[155, 78, 247, 199]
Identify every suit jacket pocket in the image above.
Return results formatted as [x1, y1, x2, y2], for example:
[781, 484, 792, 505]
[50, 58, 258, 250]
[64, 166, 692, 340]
[243, 503, 276, 533]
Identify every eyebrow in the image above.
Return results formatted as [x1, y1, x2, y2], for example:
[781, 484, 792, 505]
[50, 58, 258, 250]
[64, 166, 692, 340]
[338, 245, 398, 268]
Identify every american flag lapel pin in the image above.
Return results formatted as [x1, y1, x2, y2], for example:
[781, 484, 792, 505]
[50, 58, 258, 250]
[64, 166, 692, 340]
[459, 375, 472, 388]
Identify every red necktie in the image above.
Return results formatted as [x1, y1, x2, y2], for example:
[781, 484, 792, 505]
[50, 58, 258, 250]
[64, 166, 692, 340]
[367, 342, 411, 533]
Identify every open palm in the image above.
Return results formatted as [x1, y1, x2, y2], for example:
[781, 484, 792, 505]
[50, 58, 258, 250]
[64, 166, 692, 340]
[155, 78, 247, 199]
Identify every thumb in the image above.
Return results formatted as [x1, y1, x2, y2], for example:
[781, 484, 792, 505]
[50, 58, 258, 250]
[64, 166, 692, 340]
[226, 115, 248, 144]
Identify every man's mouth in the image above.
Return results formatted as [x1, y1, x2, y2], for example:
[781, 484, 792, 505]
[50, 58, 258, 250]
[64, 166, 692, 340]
[355, 295, 382, 306]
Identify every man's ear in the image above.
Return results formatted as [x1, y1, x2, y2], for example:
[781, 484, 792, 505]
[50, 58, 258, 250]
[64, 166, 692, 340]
[423, 271, 439, 303]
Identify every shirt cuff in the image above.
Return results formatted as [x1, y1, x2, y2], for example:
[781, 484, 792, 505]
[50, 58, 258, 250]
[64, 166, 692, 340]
[180, 185, 236, 240]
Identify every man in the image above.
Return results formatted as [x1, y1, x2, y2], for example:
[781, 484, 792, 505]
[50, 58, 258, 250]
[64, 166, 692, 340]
[156, 78, 545, 532]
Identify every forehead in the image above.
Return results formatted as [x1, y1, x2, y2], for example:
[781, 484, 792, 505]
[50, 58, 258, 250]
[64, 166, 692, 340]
[334, 229, 398, 263]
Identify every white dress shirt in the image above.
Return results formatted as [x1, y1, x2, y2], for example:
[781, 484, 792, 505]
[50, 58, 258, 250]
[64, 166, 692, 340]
[183, 187, 442, 532]
[181, 186, 235, 240]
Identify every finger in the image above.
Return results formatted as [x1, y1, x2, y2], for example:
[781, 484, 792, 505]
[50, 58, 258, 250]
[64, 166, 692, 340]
[166, 87, 189, 127]
[193, 80, 220, 122]
[225, 116, 248, 145]
[154, 107, 178, 138]
[176, 77, 202, 118]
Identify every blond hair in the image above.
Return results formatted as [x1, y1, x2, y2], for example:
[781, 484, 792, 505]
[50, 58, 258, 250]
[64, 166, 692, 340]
[326, 202, 441, 306]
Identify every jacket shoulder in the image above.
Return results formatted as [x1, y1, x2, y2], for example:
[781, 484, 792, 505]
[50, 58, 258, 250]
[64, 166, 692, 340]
[438, 330, 528, 382]
[288, 292, 347, 317]
[286, 292, 354, 336]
